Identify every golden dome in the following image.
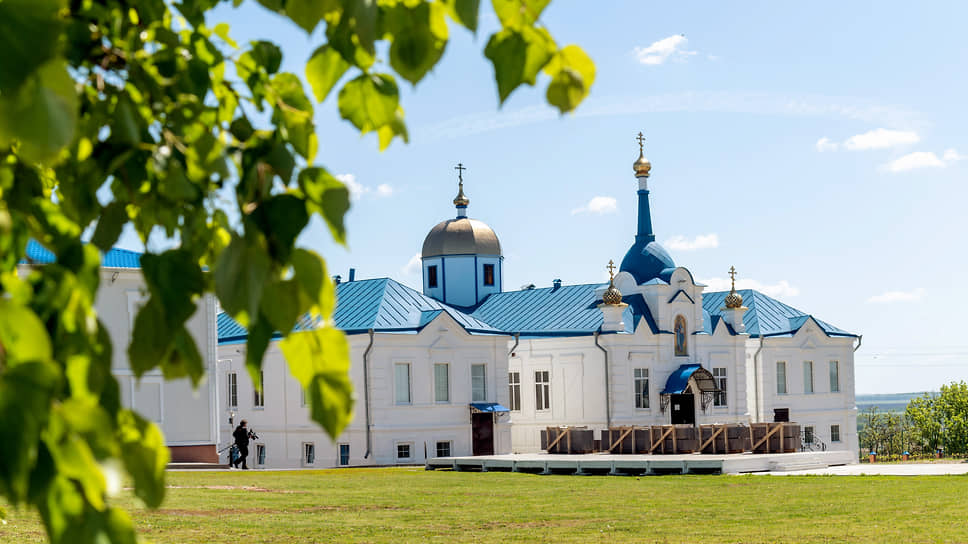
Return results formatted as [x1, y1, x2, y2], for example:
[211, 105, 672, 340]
[633, 153, 651, 177]
[724, 265, 744, 309]
[602, 259, 623, 305]
[421, 218, 502, 258]
[453, 180, 469, 207]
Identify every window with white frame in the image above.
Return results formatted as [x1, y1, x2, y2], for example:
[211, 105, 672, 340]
[803, 361, 814, 394]
[395, 363, 411, 404]
[830, 424, 841, 443]
[255, 444, 266, 465]
[634, 368, 649, 409]
[303, 443, 315, 465]
[227, 372, 238, 408]
[776, 361, 787, 395]
[396, 443, 412, 461]
[508, 372, 521, 411]
[253, 371, 264, 407]
[435, 441, 451, 458]
[535, 370, 550, 411]
[804, 426, 815, 444]
[434, 363, 449, 403]
[471, 364, 486, 402]
[338, 443, 350, 466]
[713, 367, 727, 407]
[829, 361, 840, 393]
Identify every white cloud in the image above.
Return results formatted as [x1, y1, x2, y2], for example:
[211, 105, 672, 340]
[815, 137, 839, 152]
[700, 277, 800, 298]
[884, 151, 945, 172]
[943, 148, 965, 162]
[664, 233, 719, 251]
[844, 128, 919, 150]
[633, 35, 696, 65]
[402, 253, 421, 275]
[867, 287, 925, 304]
[571, 196, 618, 215]
[336, 173, 395, 201]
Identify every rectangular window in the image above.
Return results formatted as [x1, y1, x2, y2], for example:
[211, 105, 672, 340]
[227, 372, 238, 408]
[434, 363, 450, 403]
[713, 367, 727, 407]
[829, 361, 840, 393]
[535, 370, 550, 411]
[483, 264, 495, 286]
[253, 371, 264, 407]
[338, 443, 350, 466]
[303, 443, 315, 465]
[435, 441, 452, 458]
[256, 444, 266, 465]
[634, 368, 650, 409]
[804, 426, 815, 444]
[776, 362, 787, 395]
[395, 363, 411, 404]
[471, 364, 486, 402]
[803, 361, 814, 394]
[427, 265, 438, 288]
[397, 443, 411, 460]
[830, 424, 841, 443]
[300, 386, 307, 407]
[508, 372, 521, 411]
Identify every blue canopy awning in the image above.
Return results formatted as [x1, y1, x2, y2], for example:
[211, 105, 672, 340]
[661, 364, 718, 395]
[470, 402, 510, 413]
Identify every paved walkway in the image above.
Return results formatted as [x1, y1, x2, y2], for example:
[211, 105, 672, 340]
[759, 462, 968, 476]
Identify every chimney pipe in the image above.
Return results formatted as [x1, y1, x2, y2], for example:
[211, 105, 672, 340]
[349, 268, 356, 282]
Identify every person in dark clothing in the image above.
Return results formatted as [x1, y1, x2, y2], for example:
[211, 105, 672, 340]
[232, 420, 252, 469]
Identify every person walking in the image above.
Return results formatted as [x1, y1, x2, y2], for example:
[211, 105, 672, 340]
[232, 419, 252, 469]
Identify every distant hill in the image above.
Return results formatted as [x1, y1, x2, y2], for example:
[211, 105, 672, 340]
[856, 392, 933, 413]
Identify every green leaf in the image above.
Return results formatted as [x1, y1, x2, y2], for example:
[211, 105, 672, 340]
[0, 0, 64, 94]
[128, 297, 172, 377]
[0, 60, 78, 164]
[213, 22, 238, 48]
[0, 361, 60, 502]
[280, 327, 354, 438]
[117, 409, 168, 508]
[249, 193, 310, 262]
[377, 112, 409, 151]
[386, 2, 449, 85]
[261, 279, 304, 335]
[305, 45, 350, 103]
[444, 0, 480, 32]
[298, 167, 351, 245]
[90, 201, 127, 252]
[230, 117, 255, 141]
[337, 73, 400, 133]
[245, 313, 275, 380]
[285, 0, 339, 33]
[291, 248, 334, 316]
[250, 41, 283, 74]
[141, 249, 205, 328]
[0, 299, 53, 365]
[270, 72, 317, 161]
[215, 234, 271, 327]
[544, 45, 595, 113]
[484, 27, 555, 104]
[491, 0, 550, 28]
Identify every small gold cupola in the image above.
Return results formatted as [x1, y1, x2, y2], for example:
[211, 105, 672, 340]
[453, 162, 469, 215]
[724, 266, 744, 309]
[633, 131, 652, 178]
[602, 260, 624, 305]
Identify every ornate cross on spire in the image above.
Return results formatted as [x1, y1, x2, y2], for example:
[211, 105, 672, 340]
[729, 266, 737, 290]
[636, 132, 646, 154]
[607, 259, 617, 279]
[454, 162, 466, 182]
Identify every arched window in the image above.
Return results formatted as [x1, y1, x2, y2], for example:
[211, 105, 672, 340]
[674, 315, 688, 356]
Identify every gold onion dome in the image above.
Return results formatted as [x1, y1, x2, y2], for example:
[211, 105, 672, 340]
[724, 266, 744, 309]
[602, 260, 623, 305]
[453, 180, 469, 207]
[633, 131, 651, 177]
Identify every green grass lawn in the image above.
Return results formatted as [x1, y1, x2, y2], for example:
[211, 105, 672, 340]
[3, 467, 968, 543]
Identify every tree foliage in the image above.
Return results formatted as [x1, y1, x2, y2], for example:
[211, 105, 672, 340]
[906, 381, 968, 454]
[0, 0, 593, 541]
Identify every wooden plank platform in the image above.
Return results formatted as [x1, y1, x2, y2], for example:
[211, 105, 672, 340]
[426, 450, 856, 475]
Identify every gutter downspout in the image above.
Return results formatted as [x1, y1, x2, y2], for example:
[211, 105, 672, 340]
[594, 332, 611, 429]
[363, 329, 375, 459]
[752, 335, 765, 423]
[853, 334, 863, 352]
[508, 332, 520, 357]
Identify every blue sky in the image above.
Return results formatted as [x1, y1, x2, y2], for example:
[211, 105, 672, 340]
[128, 1, 968, 394]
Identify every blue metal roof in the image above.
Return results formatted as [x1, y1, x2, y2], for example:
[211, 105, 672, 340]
[703, 289, 856, 338]
[620, 240, 676, 285]
[23, 239, 142, 269]
[218, 277, 503, 344]
[470, 402, 510, 413]
[467, 283, 661, 337]
[661, 364, 702, 395]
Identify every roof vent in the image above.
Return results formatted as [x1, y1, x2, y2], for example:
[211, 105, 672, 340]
[522, 283, 536, 290]
[333, 274, 342, 285]
[552, 278, 562, 290]
[349, 268, 356, 282]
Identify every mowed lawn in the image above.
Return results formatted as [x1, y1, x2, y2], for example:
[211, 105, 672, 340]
[3, 467, 968, 543]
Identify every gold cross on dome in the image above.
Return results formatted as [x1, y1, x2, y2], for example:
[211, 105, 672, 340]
[454, 162, 466, 182]
[607, 259, 616, 279]
[636, 132, 646, 153]
[729, 266, 737, 290]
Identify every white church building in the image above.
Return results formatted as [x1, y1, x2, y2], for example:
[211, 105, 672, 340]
[215, 139, 861, 468]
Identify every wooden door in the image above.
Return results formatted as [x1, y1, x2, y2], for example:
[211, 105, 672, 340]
[670, 394, 695, 425]
[471, 413, 494, 456]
